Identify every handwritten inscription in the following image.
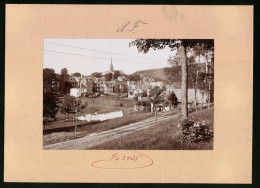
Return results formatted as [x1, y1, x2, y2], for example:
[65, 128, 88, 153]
[117, 21, 147, 33]
[109, 152, 143, 161]
[91, 151, 153, 169]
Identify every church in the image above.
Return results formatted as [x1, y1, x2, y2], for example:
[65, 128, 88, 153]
[102, 58, 124, 80]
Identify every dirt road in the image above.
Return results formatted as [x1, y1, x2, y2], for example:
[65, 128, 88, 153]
[43, 113, 178, 150]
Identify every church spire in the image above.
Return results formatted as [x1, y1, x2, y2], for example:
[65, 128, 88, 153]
[109, 56, 114, 72]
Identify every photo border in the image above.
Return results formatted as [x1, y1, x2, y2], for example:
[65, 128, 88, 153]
[1, 0, 258, 187]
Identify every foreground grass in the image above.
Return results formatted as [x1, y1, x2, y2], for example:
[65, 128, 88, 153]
[89, 108, 214, 150]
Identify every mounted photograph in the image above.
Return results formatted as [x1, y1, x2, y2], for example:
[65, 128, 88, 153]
[43, 39, 214, 150]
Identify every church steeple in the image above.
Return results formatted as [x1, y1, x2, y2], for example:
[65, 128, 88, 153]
[109, 57, 114, 72]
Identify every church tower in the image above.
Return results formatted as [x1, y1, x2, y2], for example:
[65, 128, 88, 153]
[109, 57, 114, 72]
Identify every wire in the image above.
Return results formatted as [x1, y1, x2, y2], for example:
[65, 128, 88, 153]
[44, 49, 165, 65]
[45, 41, 165, 61]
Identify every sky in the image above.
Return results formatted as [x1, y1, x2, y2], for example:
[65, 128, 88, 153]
[43, 39, 177, 75]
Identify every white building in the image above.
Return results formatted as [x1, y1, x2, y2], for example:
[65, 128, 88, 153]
[70, 88, 87, 97]
[150, 81, 164, 89]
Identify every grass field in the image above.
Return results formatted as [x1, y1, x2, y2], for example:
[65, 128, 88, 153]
[89, 108, 214, 150]
[55, 95, 135, 120]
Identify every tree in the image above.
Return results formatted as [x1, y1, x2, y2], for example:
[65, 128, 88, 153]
[43, 68, 59, 93]
[91, 72, 102, 78]
[193, 43, 214, 107]
[113, 70, 121, 80]
[60, 68, 69, 81]
[43, 92, 60, 129]
[187, 55, 199, 110]
[60, 96, 87, 120]
[164, 49, 182, 86]
[167, 92, 178, 106]
[128, 74, 141, 81]
[197, 72, 208, 109]
[59, 68, 71, 95]
[61, 81, 73, 95]
[149, 86, 165, 123]
[130, 39, 214, 120]
[105, 72, 113, 81]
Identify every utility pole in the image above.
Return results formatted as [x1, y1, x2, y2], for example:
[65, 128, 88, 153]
[74, 110, 78, 139]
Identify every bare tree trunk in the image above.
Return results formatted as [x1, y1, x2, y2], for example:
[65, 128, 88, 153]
[74, 111, 78, 139]
[155, 104, 157, 124]
[201, 94, 204, 110]
[208, 81, 211, 108]
[180, 43, 188, 120]
[193, 80, 197, 111]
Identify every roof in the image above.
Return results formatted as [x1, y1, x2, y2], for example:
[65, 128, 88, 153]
[68, 77, 78, 83]
[173, 89, 208, 103]
[114, 80, 127, 85]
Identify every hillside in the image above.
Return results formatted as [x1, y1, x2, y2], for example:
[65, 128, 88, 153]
[134, 68, 168, 81]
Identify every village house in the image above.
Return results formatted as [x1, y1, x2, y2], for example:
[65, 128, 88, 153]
[103, 81, 114, 94]
[68, 77, 79, 88]
[173, 88, 208, 108]
[70, 88, 87, 97]
[96, 82, 105, 94]
[113, 80, 128, 94]
[150, 81, 164, 89]
[165, 85, 175, 95]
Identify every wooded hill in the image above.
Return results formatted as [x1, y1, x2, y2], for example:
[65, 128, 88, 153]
[134, 68, 168, 81]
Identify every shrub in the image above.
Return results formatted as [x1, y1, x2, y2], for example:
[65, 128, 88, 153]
[165, 101, 170, 106]
[135, 101, 141, 106]
[120, 103, 124, 107]
[141, 101, 146, 106]
[177, 119, 213, 143]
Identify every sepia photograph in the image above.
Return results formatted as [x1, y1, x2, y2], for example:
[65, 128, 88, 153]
[43, 39, 214, 150]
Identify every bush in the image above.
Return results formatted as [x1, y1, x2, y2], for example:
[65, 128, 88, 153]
[120, 103, 124, 107]
[135, 101, 141, 106]
[178, 119, 213, 143]
[165, 101, 170, 106]
[141, 101, 146, 106]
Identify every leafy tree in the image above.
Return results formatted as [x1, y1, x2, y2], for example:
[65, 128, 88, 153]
[149, 86, 165, 123]
[60, 68, 71, 95]
[128, 74, 141, 81]
[113, 70, 121, 80]
[91, 72, 102, 78]
[130, 39, 214, 120]
[167, 92, 178, 106]
[196, 72, 208, 108]
[43, 92, 60, 129]
[105, 72, 113, 81]
[61, 81, 73, 95]
[60, 96, 88, 120]
[164, 50, 182, 85]
[60, 68, 69, 81]
[193, 43, 214, 106]
[43, 68, 59, 93]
